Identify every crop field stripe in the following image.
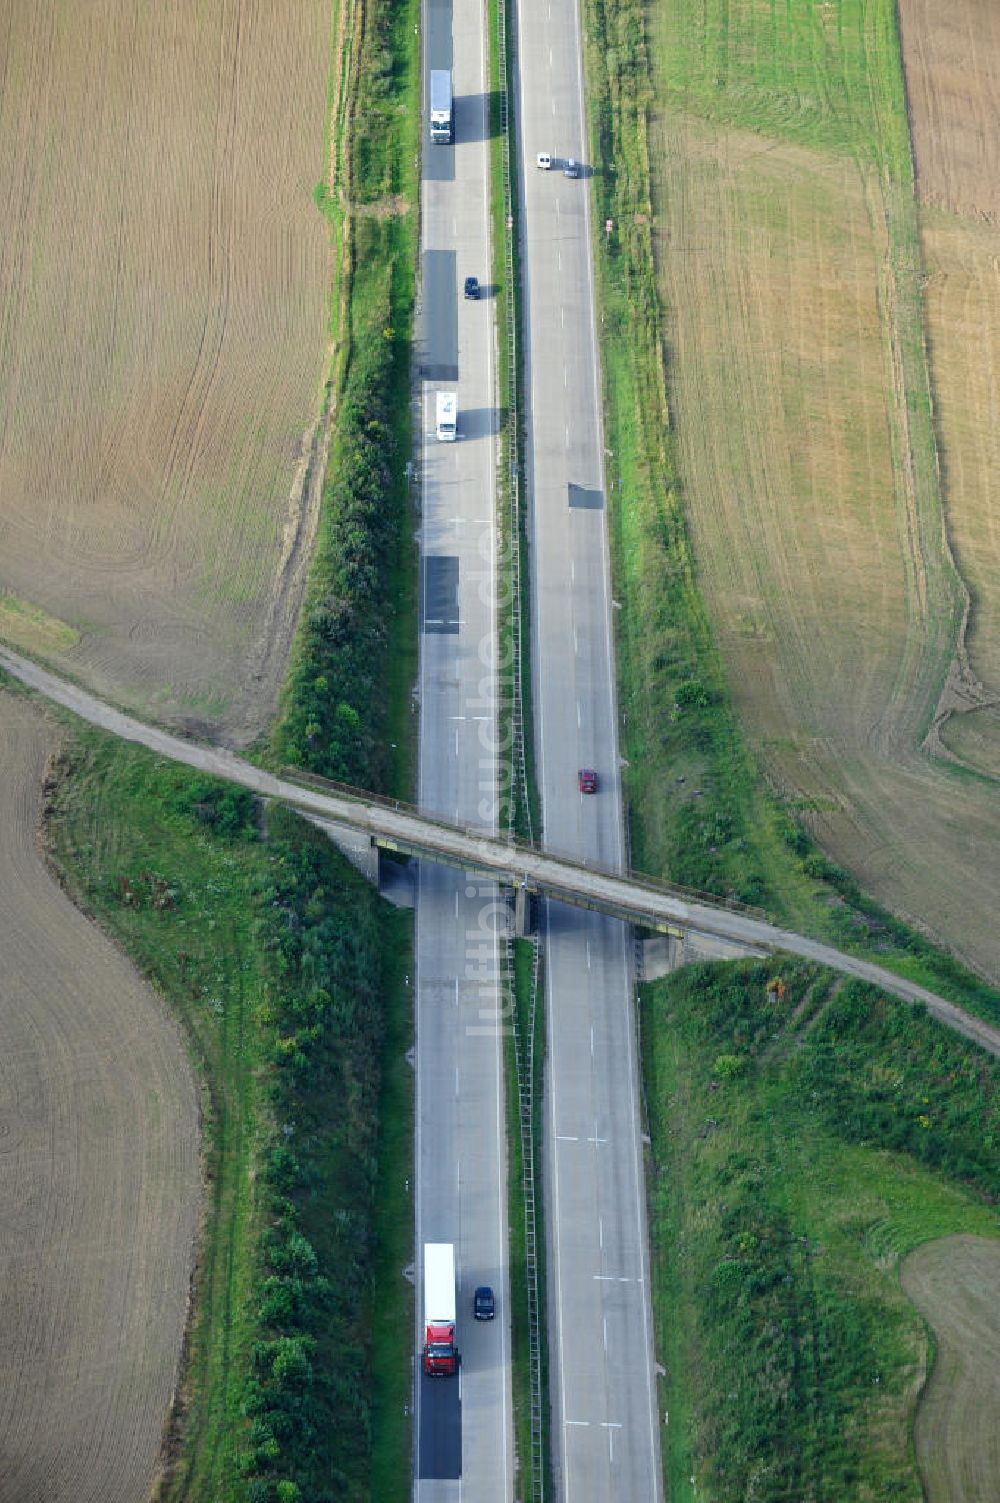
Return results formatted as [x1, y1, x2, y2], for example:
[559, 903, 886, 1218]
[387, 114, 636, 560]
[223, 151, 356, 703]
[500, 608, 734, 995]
[894, 0, 1000, 784]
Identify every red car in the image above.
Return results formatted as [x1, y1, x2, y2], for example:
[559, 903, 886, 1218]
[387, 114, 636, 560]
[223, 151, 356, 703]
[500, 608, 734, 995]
[578, 768, 597, 794]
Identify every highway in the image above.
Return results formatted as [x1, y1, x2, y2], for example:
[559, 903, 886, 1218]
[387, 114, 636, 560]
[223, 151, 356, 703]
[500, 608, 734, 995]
[413, 0, 513, 1495]
[515, 0, 663, 1497]
[3, 6, 999, 1501]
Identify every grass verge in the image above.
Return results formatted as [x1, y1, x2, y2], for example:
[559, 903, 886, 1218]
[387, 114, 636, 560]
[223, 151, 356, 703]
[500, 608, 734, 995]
[643, 957, 1000, 1500]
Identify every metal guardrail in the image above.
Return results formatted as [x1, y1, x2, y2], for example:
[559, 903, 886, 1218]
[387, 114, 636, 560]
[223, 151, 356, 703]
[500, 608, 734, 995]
[496, 0, 531, 847]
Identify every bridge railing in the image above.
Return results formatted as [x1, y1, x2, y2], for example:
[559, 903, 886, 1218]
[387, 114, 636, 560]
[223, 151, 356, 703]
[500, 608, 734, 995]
[279, 765, 768, 922]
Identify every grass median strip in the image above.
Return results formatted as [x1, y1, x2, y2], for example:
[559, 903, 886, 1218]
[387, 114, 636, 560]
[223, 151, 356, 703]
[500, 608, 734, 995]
[505, 935, 551, 1501]
[489, 0, 538, 844]
[491, 0, 550, 1489]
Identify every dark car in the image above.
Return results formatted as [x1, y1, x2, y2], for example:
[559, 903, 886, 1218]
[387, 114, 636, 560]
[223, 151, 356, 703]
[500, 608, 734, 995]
[474, 1285, 495, 1320]
[578, 768, 598, 795]
[464, 275, 481, 300]
[563, 158, 580, 178]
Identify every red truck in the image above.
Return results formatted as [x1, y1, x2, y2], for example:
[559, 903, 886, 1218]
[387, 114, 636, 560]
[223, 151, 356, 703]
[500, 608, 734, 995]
[423, 1243, 458, 1376]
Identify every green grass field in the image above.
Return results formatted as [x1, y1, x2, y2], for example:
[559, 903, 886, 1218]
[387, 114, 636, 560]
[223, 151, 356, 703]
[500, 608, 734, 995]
[655, 0, 913, 168]
[643, 959, 1000, 1501]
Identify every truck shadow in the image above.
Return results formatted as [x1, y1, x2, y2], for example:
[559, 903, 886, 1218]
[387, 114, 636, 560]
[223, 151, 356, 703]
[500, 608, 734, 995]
[418, 1368, 462, 1481]
[456, 406, 500, 442]
[455, 90, 504, 144]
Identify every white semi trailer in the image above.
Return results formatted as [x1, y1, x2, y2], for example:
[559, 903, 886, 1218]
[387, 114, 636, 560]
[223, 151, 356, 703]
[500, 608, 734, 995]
[430, 69, 454, 144]
[423, 1242, 458, 1376]
[436, 390, 457, 442]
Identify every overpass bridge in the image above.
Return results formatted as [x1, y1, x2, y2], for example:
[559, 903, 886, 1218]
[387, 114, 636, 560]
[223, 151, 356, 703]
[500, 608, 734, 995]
[3, 645, 999, 1057]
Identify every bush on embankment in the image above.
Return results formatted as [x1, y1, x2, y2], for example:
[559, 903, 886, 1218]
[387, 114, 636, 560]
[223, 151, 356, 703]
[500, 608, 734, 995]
[272, 292, 406, 790]
[272, 0, 417, 795]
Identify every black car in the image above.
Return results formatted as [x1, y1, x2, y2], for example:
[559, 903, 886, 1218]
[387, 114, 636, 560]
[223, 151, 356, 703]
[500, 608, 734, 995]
[464, 275, 481, 300]
[474, 1285, 495, 1320]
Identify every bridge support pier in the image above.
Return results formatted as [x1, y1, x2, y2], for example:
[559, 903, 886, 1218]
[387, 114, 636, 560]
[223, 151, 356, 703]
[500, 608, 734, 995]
[513, 880, 532, 938]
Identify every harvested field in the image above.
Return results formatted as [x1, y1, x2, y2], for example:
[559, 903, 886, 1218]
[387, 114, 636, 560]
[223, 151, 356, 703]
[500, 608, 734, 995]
[901, 1235, 1000, 1502]
[897, 0, 1000, 220]
[0, 2, 333, 743]
[648, 1, 1000, 982]
[0, 690, 200, 1502]
[895, 1, 1000, 778]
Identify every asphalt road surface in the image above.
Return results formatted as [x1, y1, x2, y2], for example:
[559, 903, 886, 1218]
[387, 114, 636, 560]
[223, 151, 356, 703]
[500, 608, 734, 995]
[414, 0, 513, 1495]
[515, 0, 664, 1496]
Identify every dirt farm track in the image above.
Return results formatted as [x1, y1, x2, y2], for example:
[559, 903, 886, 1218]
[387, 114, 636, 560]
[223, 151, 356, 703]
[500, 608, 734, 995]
[0, 691, 199, 1503]
[0, 1, 334, 743]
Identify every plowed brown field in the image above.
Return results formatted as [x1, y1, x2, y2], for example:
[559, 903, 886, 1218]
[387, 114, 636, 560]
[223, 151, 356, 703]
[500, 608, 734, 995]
[0, 2, 332, 743]
[901, 1235, 1000, 1502]
[0, 691, 200, 1502]
[897, 0, 1000, 780]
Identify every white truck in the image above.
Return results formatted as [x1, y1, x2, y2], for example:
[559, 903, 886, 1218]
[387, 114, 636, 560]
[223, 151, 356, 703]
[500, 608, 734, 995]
[423, 1243, 458, 1376]
[430, 70, 454, 144]
[436, 390, 457, 442]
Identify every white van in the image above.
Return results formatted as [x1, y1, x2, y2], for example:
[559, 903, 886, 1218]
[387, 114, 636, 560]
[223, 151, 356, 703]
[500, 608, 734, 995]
[436, 390, 457, 442]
